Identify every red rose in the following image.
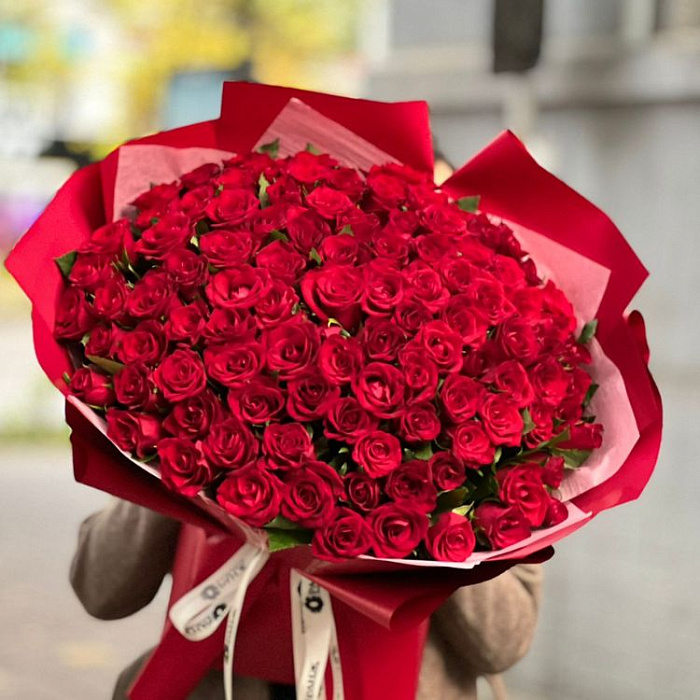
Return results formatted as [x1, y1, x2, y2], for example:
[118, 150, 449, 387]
[394, 298, 433, 336]
[318, 334, 363, 386]
[126, 270, 176, 319]
[153, 348, 207, 402]
[368, 503, 428, 559]
[266, 175, 303, 205]
[255, 240, 307, 284]
[421, 204, 467, 235]
[441, 296, 489, 347]
[312, 508, 373, 562]
[164, 302, 206, 343]
[473, 503, 531, 549]
[177, 185, 214, 219]
[323, 397, 377, 443]
[523, 402, 555, 448]
[69, 367, 115, 406]
[497, 464, 550, 527]
[468, 278, 515, 325]
[158, 437, 215, 497]
[425, 512, 476, 562]
[484, 361, 534, 408]
[352, 430, 402, 478]
[106, 409, 162, 458]
[439, 257, 477, 294]
[362, 264, 405, 317]
[68, 253, 112, 292]
[371, 231, 411, 266]
[92, 277, 130, 322]
[305, 185, 354, 219]
[326, 167, 365, 199]
[217, 462, 282, 527]
[85, 324, 118, 360]
[135, 212, 192, 260]
[416, 321, 463, 375]
[353, 362, 406, 419]
[385, 460, 437, 513]
[55, 286, 94, 340]
[430, 452, 467, 490]
[544, 497, 568, 527]
[451, 422, 495, 465]
[405, 264, 450, 314]
[399, 403, 441, 444]
[262, 423, 315, 470]
[228, 379, 285, 424]
[199, 229, 255, 268]
[556, 423, 603, 450]
[366, 170, 406, 208]
[203, 342, 263, 388]
[203, 307, 257, 344]
[206, 266, 271, 309]
[286, 208, 330, 254]
[162, 248, 209, 294]
[287, 151, 334, 183]
[478, 394, 524, 447]
[254, 280, 298, 328]
[497, 318, 540, 365]
[205, 188, 259, 225]
[263, 320, 320, 380]
[117, 320, 167, 366]
[542, 455, 565, 489]
[399, 347, 439, 404]
[529, 357, 570, 407]
[287, 373, 339, 422]
[81, 219, 135, 259]
[301, 265, 363, 331]
[281, 461, 344, 528]
[344, 472, 381, 512]
[132, 181, 179, 211]
[319, 235, 362, 266]
[163, 389, 223, 439]
[202, 417, 258, 469]
[180, 162, 220, 189]
[113, 362, 156, 410]
[440, 374, 483, 424]
[360, 318, 406, 363]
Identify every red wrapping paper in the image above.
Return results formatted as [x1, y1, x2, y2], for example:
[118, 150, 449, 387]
[6, 82, 661, 699]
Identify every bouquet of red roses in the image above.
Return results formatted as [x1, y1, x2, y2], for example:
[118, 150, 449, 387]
[6, 82, 662, 700]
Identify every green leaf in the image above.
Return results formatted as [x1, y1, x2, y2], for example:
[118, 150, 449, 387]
[305, 142, 321, 155]
[552, 448, 593, 469]
[578, 319, 598, 344]
[309, 247, 322, 265]
[258, 173, 271, 208]
[268, 229, 289, 244]
[435, 487, 469, 513]
[62, 372, 71, 385]
[582, 383, 599, 409]
[338, 225, 354, 237]
[456, 196, 480, 213]
[258, 138, 280, 158]
[195, 219, 210, 236]
[521, 408, 535, 435]
[55, 251, 78, 279]
[266, 528, 312, 553]
[413, 443, 434, 461]
[264, 515, 298, 530]
[451, 504, 473, 517]
[86, 355, 125, 375]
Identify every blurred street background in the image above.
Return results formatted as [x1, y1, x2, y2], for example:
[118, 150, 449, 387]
[1, 1, 699, 698]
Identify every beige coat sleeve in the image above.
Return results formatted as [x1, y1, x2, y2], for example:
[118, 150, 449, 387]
[430, 564, 543, 675]
[70, 498, 181, 620]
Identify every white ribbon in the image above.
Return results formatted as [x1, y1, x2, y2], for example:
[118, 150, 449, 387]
[290, 570, 344, 700]
[169, 541, 270, 700]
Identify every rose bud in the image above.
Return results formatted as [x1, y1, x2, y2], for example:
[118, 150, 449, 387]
[440, 375, 484, 425]
[430, 452, 467, 491]
[228, 379, 286, 425]
[344, 472, 382, 512]
[450, 422, 495, 466]
[54, 286, 94, 340]
[399, 403, 441, 444]
[478, 393, 525, 447]
[323, 397, 377, 444]
[556, 423, 603, 450]
[287, 373, 340, 422]
[542, 455, 565, 489]
[69, 367, 115, 407]
[385, 460, 438, 513]
[312, 508, 373, 562]
[353, 430, 402, 478]
[201, 417, 259, 469]
[473, 503, 531, 549]
[425, 512, 476, 562]
[217, 462, 283, 527]
[368, 502, 429, 559]
[544, 496, 568, 527]
[352, 362, 406, 419]
[497, 464, 550, 527]
[157, 437, 215, 497]
[262, 423, 315, 470]
[153, 348, 207, 402]
[106, 409, 162, 458]
[162, 389, 223, 439]
[263, 319, 320, 380]
[281, 461, 345, 528]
